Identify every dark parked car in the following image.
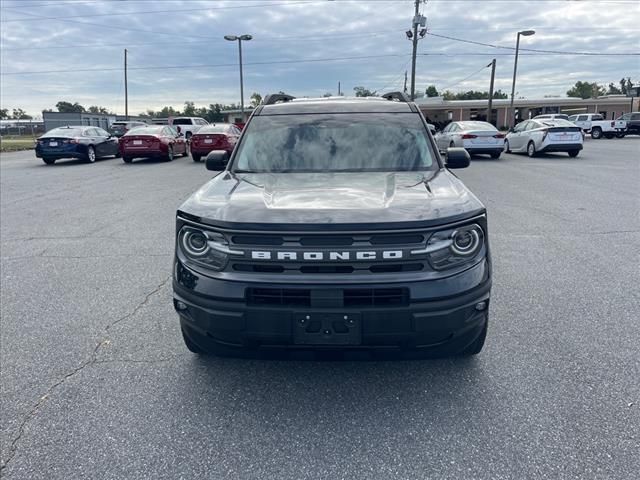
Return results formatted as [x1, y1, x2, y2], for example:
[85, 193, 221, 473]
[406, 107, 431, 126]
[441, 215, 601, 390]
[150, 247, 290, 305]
[119, 125, 188, 163]
[109, 120, 148, 137]
[35, 126, 120, 165]
[618, 112, 640, 136]
[173, 93, 491, 358]
[189, 123, 241, 163]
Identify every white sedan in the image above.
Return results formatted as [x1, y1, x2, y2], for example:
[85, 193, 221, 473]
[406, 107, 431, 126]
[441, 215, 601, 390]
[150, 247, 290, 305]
[505, 119, 583, 157]
[434, 121, 505, 159]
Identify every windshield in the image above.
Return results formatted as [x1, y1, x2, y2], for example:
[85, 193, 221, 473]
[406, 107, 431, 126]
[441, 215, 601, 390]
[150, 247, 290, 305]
[198, 125, 230, 134]
[42, 127, 84, 137]
[233, 113, 436, 173]
[124, 126, 164, 136]
[543, 119, 579, 127]
[459, 121, 497, 131]
[172, 118, 193, 125]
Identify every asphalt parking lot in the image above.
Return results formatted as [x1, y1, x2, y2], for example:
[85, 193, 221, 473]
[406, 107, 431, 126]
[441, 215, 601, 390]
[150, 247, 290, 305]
[1, 137, 639, 479]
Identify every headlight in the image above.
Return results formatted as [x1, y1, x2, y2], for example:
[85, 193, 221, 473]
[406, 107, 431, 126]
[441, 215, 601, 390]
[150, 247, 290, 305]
[425, 224, 484, 270]
[178, 226, 231, 271]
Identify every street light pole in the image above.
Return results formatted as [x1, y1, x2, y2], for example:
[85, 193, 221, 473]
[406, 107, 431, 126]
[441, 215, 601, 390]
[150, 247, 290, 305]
[509, 30, 535, 128]
[224, 34, 252, 115]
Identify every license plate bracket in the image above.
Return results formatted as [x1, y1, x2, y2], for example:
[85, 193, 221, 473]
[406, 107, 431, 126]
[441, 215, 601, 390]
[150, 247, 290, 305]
[293, 312, 361, 345]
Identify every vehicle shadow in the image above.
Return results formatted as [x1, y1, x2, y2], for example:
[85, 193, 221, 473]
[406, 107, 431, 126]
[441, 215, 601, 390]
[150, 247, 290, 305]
[35, 156, 119, 167]
[118, 156, 185, 166]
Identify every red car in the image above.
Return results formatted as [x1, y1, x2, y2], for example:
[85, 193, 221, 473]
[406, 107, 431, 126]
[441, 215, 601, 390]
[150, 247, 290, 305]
[189, 123, 241, 163]
[119, 125, 188, 163]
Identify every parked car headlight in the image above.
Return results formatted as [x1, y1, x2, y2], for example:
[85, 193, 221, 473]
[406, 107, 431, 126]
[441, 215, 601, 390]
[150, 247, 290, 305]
[426, 224, 485, 270]
[178, 226, 230, 271]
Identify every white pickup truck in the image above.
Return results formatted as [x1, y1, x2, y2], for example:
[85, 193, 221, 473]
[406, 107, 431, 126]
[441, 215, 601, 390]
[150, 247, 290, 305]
[168, 117, 209, 140]
[567, 113, 627, 139]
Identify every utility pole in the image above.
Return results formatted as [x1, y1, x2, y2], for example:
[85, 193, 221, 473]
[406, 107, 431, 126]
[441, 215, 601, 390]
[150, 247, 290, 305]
[404, 71, 408, 93]
[124, 49, 128, 120]
[338, 81, 341, 96]
[410, 0, 420, 100]
[508, 30, 535, 128]
[487, 58, 496, 124]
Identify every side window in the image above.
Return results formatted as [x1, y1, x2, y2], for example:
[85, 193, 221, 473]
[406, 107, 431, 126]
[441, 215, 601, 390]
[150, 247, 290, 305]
[86, 128, 99, 136]
[592, 115, 603, 121]
[568, 115, 577, 122]
[450, 124, 459, 132]
[577, 115, 588, 121]
[631, 113, 640, 121]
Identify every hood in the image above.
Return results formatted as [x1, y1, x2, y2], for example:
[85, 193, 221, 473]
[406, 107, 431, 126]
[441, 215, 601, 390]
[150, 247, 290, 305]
[178, 170, 485, 230]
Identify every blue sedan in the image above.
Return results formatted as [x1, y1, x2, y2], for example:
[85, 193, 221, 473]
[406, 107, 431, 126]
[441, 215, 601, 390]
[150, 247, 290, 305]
[35, 126, 120, 165]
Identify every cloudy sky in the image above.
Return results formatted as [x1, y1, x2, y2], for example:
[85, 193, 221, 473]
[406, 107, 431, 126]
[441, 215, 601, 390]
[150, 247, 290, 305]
[1, 0, 638, 117]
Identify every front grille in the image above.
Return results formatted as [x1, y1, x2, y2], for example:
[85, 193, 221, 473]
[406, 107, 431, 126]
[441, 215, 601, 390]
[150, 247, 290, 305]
[226, 230, 430, 276]
[246, 287, 409, 307]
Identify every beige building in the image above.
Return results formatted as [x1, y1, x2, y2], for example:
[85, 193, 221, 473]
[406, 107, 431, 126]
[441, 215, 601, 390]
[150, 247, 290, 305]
[417, 95, 638, 129]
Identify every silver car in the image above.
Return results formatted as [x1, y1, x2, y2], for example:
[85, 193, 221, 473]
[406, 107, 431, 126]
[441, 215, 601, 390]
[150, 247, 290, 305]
[434, 121, 505, 159]
[505, 119, 583, 157]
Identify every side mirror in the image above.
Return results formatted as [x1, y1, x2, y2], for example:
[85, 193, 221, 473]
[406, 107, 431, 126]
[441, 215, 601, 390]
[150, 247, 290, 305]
[445, 147, 470, 169]
[205, 150, 229, 171]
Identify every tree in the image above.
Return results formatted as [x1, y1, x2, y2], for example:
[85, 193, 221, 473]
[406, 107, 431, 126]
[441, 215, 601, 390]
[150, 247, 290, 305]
[56, 101, 85, 113]
[606, 82, 622, 95]
[425, 85, 439, 97]
[441, 90, 508, 100]
[183, 101, 196, 116]
[620, 77, 635, 95]
[353, 86, 377, 97]
[12, 108, 32, 119]
[566, 81, 605, 99]
[0, 108, 9, 119]
[87, 105, 111, 114]
[250, 92, 262, 107]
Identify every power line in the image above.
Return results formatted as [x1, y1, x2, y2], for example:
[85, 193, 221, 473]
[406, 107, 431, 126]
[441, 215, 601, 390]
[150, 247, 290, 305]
[1, 53, 410, 76]
[426, 31, 640, 56]
[0, 1, 318, 22]
[439, 63, 490, 91]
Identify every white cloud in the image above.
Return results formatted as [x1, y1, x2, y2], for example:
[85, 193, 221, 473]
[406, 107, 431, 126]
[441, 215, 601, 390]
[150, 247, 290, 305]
[0, 0, 638, 116]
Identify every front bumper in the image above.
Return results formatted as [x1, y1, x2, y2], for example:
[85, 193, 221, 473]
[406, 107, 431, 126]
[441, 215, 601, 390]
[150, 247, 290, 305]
[539, 143, 583, 153]
[173, 258, 491, 354]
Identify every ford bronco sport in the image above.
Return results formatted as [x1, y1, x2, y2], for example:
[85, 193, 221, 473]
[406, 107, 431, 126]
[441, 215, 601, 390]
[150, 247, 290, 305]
[173, 92, 491, 357]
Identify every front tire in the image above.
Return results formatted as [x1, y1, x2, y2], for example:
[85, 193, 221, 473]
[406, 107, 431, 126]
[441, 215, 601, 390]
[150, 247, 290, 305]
[86, 146, 96, 163]
[490, 151, 501, 159]
[166, 145, 174, 162]
[42, 157, 55, 165]
[527, 141, 536, 157]
[591, 128, 602, 139]
[616, 132, 626, 138]
[504, 140, 511, 153]
[123, 156, 133, 163]
[192, 153, 202, 162]
[568, 150, 580, 158]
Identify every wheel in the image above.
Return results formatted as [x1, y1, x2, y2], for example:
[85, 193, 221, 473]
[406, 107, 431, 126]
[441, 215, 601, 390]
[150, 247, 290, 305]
[490, 151, 501, 159]
[192, 153, 202, 162]
[616, 133, 626, 138]
[42, 157, 55, 165]
[504, 140, 511, 153]
[182, 144, 189, 157]
[113, 150, 121, 158]
[166, 145, 174, 162]
[461, 315, 488, 356]
[568, 150, 580, 158]
[591, 128, 602, 139]
[86, 146, 96, 163]
[123, 156, 133, 163]
[527, 141, 536, 157]
[181, 326, 207, 354]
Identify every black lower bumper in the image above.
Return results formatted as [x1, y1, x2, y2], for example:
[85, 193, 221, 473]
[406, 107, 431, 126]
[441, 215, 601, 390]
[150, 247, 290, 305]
[540, 143, 583, 153]
[173, 260, 491, 355]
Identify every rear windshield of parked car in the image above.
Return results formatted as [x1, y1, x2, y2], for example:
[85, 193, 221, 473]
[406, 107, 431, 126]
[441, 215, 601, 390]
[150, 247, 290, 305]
[543, 119, 579, 127]
[197, 125, 231, 134]
[42, 128, 84, 137]
[458, 121, 497, 131]
[233, 113, 436, 173]
[123, 126, 165, 135]
[171, 119, 193, 125]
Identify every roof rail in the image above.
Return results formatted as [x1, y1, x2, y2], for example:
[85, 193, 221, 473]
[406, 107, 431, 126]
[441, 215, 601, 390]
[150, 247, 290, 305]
[263, 93, 296, 105]
[381, 91, 411, 103]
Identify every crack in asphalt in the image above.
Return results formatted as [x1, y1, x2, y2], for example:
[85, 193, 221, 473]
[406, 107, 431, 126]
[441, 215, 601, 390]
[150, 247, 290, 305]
[1, 253, 172, 261]
[0, 275, 173, 472]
